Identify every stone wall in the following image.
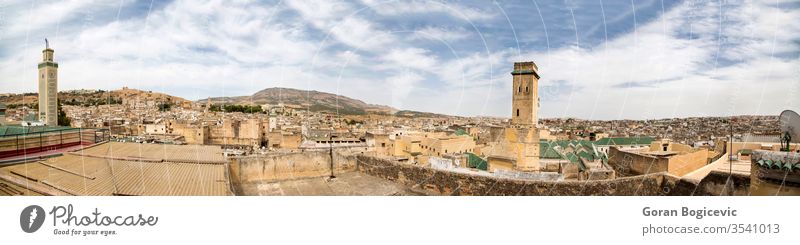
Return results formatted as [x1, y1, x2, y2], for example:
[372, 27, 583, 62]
[693, 171, 750, 196]
[355, 155, 678, 196]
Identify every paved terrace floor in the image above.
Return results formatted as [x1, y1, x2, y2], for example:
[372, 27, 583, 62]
[239, 171, 422, 196]
[682, 153, 750, 184]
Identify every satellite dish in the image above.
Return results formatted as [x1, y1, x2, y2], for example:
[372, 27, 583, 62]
[779, 110, 800, 152]
[779, 110, 800, 142]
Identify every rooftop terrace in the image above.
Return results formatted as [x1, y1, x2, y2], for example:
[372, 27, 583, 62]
[0, 142, 230, 196]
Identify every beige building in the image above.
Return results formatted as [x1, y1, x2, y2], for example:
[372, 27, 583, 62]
[608, 140, 711, 177]
[38, 39, 58, 126]
[266, 131, 301, 149]
[365, 132, 392, 156]
[208, 118, 267, 147]
[385, 131, 476, 165]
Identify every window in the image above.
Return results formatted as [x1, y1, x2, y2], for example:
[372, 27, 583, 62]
[525, 86, 528, 93]
[516, 109, 519, 117]
[518, 86, 521, 93]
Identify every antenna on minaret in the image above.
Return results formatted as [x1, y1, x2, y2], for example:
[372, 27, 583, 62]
[45, 38, 49, 49]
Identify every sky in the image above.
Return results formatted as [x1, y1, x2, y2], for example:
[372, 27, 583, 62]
[0, 0, 798, 120]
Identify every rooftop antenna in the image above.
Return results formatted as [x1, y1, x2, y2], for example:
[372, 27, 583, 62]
[779, 110, 800, 152]
[45, 38, 49, 49]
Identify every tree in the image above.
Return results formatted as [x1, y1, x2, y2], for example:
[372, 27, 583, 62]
[158, 103, 172, 111]
[57, 100, 71, 126]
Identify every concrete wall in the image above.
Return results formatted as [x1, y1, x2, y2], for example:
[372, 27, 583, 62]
[608, 147, 668, 177]
[355, 155, 678, 196]
[229, 150, 357, 194]
[609, 147, 709, 177]
[666, 149, 709, 176]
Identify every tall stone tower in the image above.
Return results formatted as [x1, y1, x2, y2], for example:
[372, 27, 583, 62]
[38, 39, 58, 126]
[511, 61, 539, 126]
[509, 61, 540, 171]
[39, 39, 58, 126]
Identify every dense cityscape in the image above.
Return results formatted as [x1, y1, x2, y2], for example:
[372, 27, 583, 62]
[0, 45, 796, 197]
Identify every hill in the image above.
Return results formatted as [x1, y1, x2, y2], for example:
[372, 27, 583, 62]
[0, 87, 191, 107]
[204, 87, 397, 115]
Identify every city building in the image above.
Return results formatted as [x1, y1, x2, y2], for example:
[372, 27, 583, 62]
[607, 140, 713, 177]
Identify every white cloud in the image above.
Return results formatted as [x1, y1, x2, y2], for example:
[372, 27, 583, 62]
[360, 0, 494, 21]
[287, 0, 395, 51]
[386, 70, 424, 109]
[411, 26, 471, 42]
[525, 0, 800, 119]
[0, 0, 796, 120]
[380, 47, 438, 72]
[4, 0, 112, 35]
[0, 0, 326, 95]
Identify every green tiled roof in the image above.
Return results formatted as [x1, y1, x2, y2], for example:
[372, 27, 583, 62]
[564, 152, 586, 170]
[756, 159, 800, 171]
[540, 142, 565, 159]
[539, 138, 654, 171]
[594, 137, 654, 146]
[577, 151, 594, 162]
[467, 153, 488, 171]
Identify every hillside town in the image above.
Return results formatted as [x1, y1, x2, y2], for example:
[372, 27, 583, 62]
[0, 43, 798, 197]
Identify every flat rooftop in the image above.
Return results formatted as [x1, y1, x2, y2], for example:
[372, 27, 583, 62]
[0, 142, 230, 196]
[239, 171, 420, 196]
[710, 160, 751, 177]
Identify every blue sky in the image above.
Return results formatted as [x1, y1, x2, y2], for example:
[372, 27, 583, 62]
[0, 0, 798, 119]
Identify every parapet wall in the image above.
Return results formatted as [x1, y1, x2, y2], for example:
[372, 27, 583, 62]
[355, 155, 679, 196]
[229, 150, 357, 194]
[227, 153, 753, 196]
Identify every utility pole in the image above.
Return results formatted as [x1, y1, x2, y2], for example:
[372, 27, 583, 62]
[729, 118, 733, 176]
[329, 134, 337, 179]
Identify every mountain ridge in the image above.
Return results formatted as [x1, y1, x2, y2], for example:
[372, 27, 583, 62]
[203, 87, 400, 115]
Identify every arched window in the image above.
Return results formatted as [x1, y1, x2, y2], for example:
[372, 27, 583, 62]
[516, 109, 519, 117]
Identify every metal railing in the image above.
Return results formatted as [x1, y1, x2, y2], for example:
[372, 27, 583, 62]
[0, 128, 109, 158]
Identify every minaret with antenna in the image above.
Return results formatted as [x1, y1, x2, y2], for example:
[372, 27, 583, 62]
[38, 38, 59, 126]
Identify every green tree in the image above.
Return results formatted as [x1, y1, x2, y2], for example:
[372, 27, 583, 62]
[158, 103, 172, 111]
[57, 100, 71, 126]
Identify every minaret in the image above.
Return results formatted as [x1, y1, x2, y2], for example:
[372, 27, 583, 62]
[509, 61, 540, 171]
[38, 39, 58, 126]
[511, 61, 539, 126]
